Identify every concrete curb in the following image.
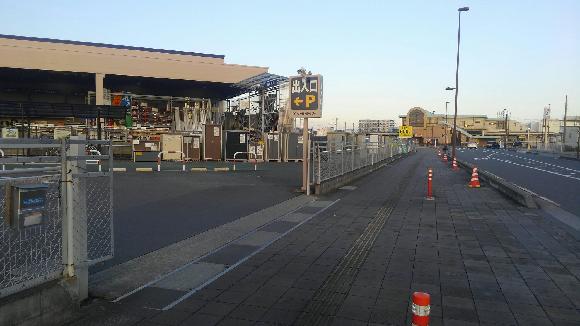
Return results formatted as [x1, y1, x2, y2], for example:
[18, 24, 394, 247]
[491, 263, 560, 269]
[559, 155, 580, 161]
[89, 195, 315, 300]
[314, 153, 409, 195]
[456, 159, 538, 208]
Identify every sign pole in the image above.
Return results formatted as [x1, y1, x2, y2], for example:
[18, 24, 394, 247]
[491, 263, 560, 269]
[303, 118, 309, 194]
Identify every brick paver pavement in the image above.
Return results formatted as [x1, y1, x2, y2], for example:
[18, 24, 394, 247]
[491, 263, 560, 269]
[70, 149, 580, 325]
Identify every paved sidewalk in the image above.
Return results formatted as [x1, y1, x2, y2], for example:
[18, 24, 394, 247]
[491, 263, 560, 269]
[69, 149, 580, 325]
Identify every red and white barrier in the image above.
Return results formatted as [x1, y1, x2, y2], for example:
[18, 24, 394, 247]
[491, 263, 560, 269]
[426, 168, 433, 200]
[411, 292, 430, 326]
[468, 167, 481, 188]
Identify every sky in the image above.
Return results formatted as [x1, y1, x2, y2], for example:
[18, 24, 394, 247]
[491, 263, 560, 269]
[1, 0, 579, 128]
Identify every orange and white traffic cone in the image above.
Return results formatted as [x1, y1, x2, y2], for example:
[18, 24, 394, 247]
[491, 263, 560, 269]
[452, 157, 459, 171]
[468, 167, 481, 188]
[443, 154, 448, 162]
[411, 292, 430, 326]
[437, 150, 441, 157]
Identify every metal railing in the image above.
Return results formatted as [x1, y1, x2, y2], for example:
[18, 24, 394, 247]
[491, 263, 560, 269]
[312, 139, 414, 184]
[157, 151, 185, 172]
[233, 152, 258, 171]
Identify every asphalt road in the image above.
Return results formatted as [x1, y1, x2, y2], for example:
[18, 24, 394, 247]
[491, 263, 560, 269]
[90, 162, 301, 274]
[455, 148, 580, 217]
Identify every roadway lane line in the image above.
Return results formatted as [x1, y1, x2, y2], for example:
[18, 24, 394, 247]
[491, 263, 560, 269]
[501, 152, 580, 173]
[491, 158, 580, 181]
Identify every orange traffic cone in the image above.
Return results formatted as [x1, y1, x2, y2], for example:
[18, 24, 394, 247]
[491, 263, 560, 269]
[443, 154, 448, 162]
[468, 167, 481, 188]
[437, 150, 441, 157]
[452, 157, 459, 171]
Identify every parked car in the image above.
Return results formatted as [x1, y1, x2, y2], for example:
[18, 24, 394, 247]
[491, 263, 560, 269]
[466, 142, 478, 149]
[486, 142, 500, 149]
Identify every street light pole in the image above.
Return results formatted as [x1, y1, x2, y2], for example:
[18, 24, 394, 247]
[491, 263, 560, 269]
[444, 99, 451, 145]
[452, 7, 469, 159]
[502, 109, 510, 149]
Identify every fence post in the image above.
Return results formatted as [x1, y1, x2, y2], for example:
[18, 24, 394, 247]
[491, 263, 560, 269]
[352, 144, 355, 171]
[341, 143, 344, 175]
[108, 139, 113, 172]
[60, 139, 74, 278]
[69, 137, 89, 300]
[317, 144, 321, 184]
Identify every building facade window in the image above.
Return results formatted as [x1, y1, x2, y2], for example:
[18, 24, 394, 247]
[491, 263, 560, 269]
[408, 109, 425, 127]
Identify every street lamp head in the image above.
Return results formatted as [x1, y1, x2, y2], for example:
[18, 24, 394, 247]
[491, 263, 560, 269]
[446, 101, 450, 104]
[458, 7, 469, 12]
[445, 87, 456, 91]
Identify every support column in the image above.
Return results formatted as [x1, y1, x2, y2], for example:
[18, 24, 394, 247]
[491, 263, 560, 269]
[95, 73, 105, 105]
[95, 73, 105, 141]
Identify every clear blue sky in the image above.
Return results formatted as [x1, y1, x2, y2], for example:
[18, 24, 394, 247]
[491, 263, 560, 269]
[1, 0, 578, 128]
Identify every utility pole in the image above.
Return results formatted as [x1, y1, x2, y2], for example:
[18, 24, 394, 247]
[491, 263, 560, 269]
[335, 117, 338, 131]
[504, 109, 509, 149]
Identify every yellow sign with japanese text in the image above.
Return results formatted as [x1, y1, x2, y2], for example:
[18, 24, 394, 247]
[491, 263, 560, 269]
[399, 125, 413, 138]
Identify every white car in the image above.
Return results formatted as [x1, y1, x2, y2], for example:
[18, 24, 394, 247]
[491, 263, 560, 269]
[466, 142, 478, 149]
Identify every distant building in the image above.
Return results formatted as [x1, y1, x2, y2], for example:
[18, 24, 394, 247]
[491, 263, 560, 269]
[358, 119, 395, 133]
[399, 106, 552, 146]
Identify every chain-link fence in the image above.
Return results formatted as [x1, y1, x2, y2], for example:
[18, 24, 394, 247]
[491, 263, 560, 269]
[73, 173, 114, 265]
[0, 138, 114, 299]
[312, 139, 413, 184]
[0, 174, 62, 298]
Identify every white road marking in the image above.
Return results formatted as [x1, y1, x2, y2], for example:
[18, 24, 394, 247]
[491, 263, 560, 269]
[490, 157, 580, 182]
[501, 153, 580, 173]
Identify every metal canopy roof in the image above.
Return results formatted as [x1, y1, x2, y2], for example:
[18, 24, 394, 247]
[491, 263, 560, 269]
[234, 73, 288, 95]
[0, 100, 125, 119]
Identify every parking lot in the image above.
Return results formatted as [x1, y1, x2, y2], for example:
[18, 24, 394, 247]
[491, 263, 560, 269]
[90, 161, 302, 273]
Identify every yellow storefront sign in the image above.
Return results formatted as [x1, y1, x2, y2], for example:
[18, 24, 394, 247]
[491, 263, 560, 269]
[399, 125, 413, 138]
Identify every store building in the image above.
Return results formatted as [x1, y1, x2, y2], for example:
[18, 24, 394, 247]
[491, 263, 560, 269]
[0, 34, 271, 138]
[358, 119, 395, 133]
